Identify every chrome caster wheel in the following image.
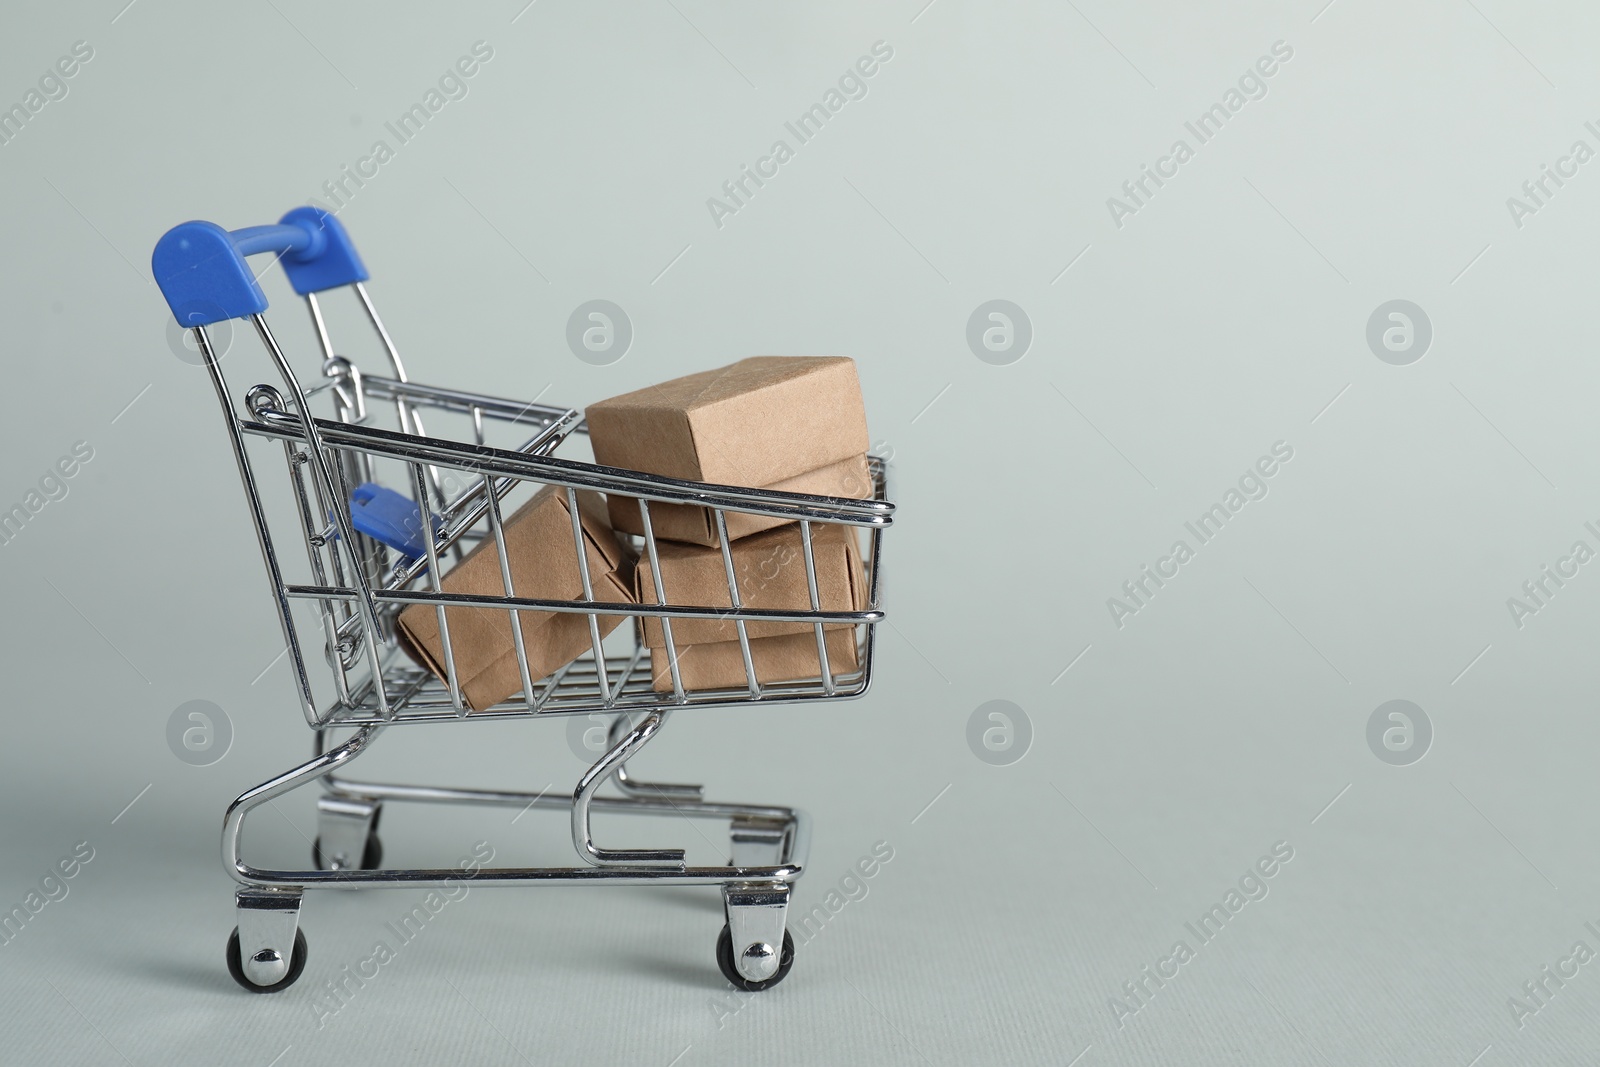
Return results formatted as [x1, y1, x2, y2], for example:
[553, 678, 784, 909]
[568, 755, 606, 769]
[313, 797, 381, 871]
[226, 926, 308, 993]
[716, 925, 794, 991]
[312, 832, 382, 871]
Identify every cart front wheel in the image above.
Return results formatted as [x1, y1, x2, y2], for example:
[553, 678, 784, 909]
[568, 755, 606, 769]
[312, 833, 382, 872]
[226, 926, 308, 993]
[716, 925, 794, 991]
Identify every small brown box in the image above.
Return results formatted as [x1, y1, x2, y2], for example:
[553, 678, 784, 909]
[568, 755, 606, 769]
[635, 521, 866, 691]
[585, 357, 871, 547]
[396, 486, 634, 711]
[647, 628, 860, 692]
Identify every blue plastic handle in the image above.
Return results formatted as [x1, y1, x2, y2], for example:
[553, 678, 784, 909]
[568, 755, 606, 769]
[152, 206, 369, 328]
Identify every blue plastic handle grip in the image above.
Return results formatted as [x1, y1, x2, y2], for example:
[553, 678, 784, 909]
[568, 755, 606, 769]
[152, 206, 369, 328]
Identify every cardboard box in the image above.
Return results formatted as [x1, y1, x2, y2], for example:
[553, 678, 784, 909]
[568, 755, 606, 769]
[635, 520, 866, 690]
[647, 628, 860, 692]
[635, 521, 864, 644]
[585, 356, 871, 546]
[396, 485, 634, 711]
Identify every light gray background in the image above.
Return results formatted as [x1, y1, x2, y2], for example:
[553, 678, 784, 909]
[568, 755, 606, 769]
[2, 0, 1597, 1063]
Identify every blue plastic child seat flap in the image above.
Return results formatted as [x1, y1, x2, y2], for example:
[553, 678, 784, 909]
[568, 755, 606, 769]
[347, 483, 440, 561]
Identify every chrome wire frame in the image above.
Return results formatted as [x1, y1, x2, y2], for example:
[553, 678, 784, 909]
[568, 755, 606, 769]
[198, 282, 889, 903]
[222, 722, 811, 890]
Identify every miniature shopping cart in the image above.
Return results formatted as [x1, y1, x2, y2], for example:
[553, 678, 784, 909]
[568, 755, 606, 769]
[151, 207, 892, 994]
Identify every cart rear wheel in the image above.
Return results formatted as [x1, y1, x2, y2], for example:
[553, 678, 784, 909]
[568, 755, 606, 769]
[716, 925, 794, 991]
[312, 833, 382, 872]
[226, 926, 308, 993]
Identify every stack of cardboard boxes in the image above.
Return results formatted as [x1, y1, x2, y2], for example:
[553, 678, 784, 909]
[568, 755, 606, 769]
[397, 356, 871, 708]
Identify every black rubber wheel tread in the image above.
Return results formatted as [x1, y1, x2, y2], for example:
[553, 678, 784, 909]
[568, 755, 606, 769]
[225, 926, 309, 993]
[715, 925, 795, 991]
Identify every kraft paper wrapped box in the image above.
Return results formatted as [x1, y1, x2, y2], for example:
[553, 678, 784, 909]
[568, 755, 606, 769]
[584, 356, 871, 547]
[396, 485, 634, 711]
[634, 520, 866, 691]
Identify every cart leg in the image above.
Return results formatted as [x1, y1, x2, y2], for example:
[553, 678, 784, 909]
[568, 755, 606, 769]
[606, 712, 704, 801]
[729, 815, 791, 869]
[572, 712, 686, 867]
[313, 796, 382, 871]
[718, 883, 795, 991]
[228, 889, 308, 993]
